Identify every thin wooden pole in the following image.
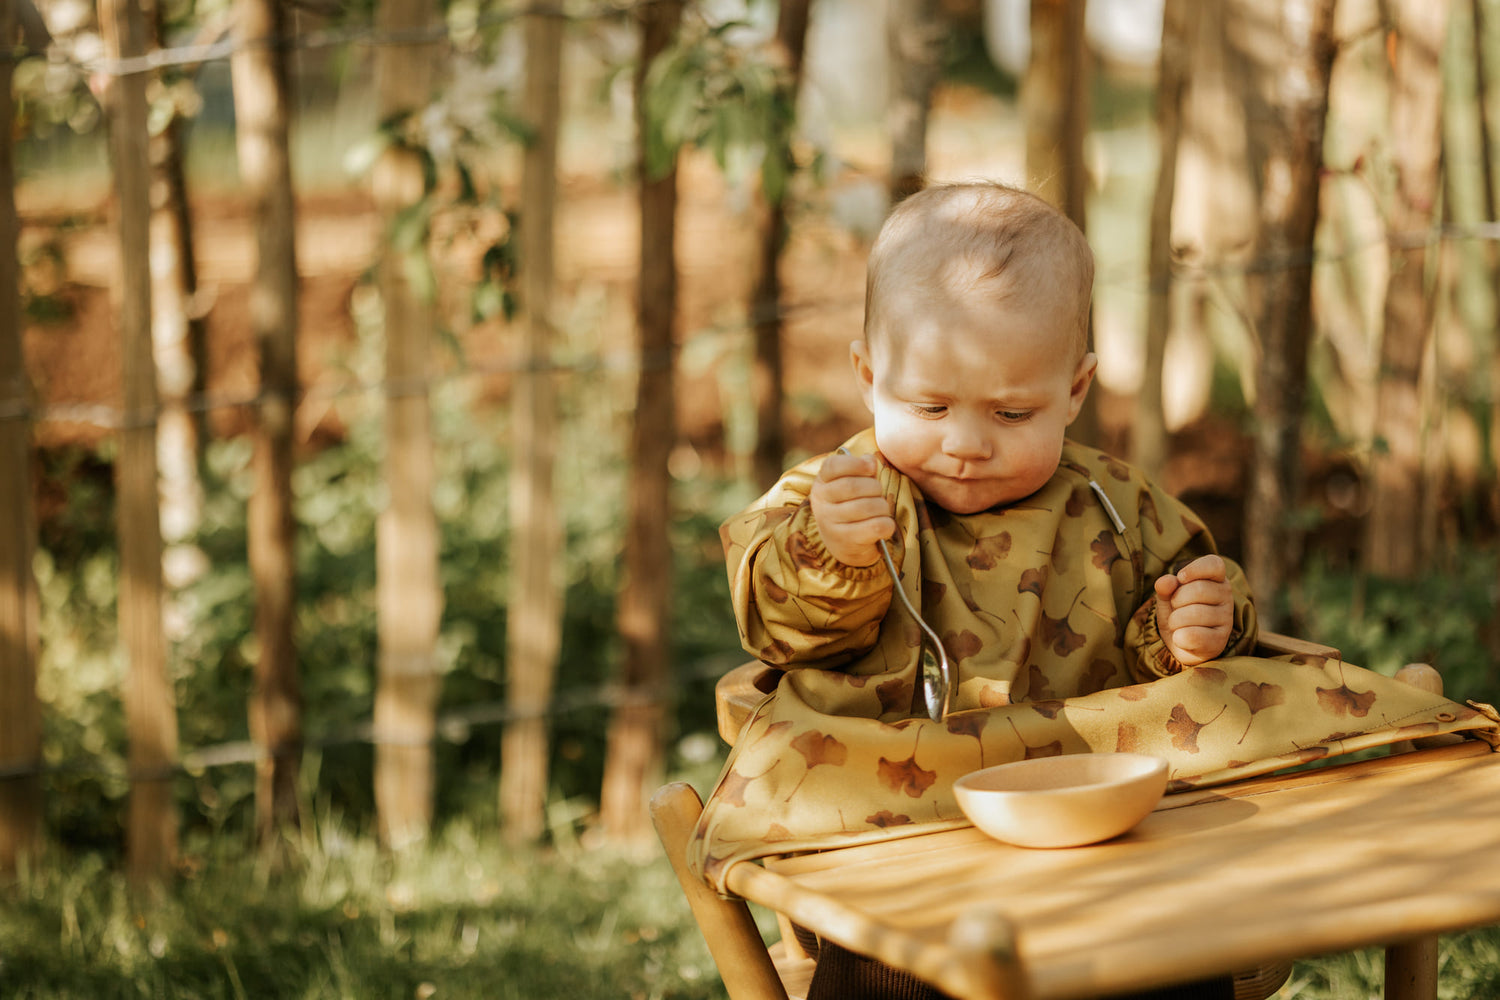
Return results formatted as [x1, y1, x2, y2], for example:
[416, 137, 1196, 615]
[372, 0, 443, 851]
[749, 0, 810, 493]
[599, 0, 686, 843]
[230, 0, 303, 842]
[1133, 0, 1195, 480]
[99, 0, 179, 884]
[1241, 0, 1337, 628]
[1362, 0, 1451, 579]
[501, 9, 564, 844]
[0, 0, 43, 873]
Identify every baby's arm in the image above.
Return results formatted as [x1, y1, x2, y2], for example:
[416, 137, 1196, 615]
[809, 452, 896, 568]
[1152, 555, 1234, 667]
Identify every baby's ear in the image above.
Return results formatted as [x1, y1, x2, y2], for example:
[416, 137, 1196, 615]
[1066, 352, 1098, 423]
[850, 339, 876, 411]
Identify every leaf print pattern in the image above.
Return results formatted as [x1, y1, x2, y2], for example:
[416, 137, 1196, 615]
[1233, 680, 1286, 742]
[967, 531, 1013, 570]
[788, 530, 822, 570]
[1166, 703, 1226, 753]
[1090, 530, 1123, 571]
[1040, 610, 1087, 657]
[1316, 663, 1377, 717]
[1018, 566, 1048, 597]
[791, 730, 847, 769]
[878, 754, 937, 798]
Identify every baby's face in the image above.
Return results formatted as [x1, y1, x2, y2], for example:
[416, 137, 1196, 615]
[853, 284, 1094, 515]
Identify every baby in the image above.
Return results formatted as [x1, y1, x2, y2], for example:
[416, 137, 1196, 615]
[723, 182, 1257, 717]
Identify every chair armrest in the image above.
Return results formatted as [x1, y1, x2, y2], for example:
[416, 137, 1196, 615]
[717, 661, 785, 745]
[1254, 630, 1340, 660]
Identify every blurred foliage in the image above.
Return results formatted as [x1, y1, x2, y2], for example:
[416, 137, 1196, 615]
[641, 15, 798, 202]
[1291, 551, 1500, 705]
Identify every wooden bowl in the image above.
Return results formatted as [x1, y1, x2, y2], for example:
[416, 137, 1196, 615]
[953, 753, 1168, 848]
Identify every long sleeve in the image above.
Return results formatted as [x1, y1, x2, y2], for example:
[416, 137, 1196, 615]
[1111, 464, 1258, 681]
[721, 432, 901, 668]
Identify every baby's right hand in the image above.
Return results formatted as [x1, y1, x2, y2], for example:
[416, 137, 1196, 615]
[810, 452, 896, 568]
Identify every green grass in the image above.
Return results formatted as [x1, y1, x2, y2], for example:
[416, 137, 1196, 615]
[3, 807, 1496, 1000]
[0, 808, 740, 1000]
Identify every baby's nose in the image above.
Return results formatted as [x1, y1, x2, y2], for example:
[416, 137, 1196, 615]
[942, 421, 992, 460]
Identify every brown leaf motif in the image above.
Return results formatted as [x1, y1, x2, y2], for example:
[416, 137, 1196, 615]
[1040, 611, 1087, 657]
[1090, 530, 1123, 571]
[1081, 658, 1120, 695]
[718, 769, 753, 807]
[1024, 739, 1064, 760]
[1017, 566, 1047, 597]
[1232, 680, 1286, 743]
[866, 810, 914, 829]
[761, 575, 789, 604]
[1115, 722, 1142, 753]
[967, 531, 1013, 571]
[1166, 703, 1225, 753]
[1316, 682, 1377, 718]
[1138, 491, 1163, 533]
[878, 754, 938, 798]
[1030, 700, 1066, 720]
[788, 530, 822, 570]
[1025, 662, 1056, 701]
[946, 713, 988, 740]
[791, 730, 848, 770]
[877, 677, 911, 715]
[944, 629, 984, 664]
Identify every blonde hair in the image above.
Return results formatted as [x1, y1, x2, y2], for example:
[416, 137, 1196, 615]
[863, 182, 1095, 360]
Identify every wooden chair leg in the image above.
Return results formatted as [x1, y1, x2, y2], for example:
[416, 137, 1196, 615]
[1384, 936, 1439, 1000]
[651, 782, 791, 1000]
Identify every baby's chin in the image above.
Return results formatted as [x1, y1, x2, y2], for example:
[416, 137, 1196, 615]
[912, 476, 1016, 515]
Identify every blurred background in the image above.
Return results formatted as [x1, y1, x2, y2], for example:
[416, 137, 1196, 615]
[2, 0, 1498, 996]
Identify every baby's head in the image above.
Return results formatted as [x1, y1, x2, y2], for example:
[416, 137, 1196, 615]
[851, 182, 1098, 514]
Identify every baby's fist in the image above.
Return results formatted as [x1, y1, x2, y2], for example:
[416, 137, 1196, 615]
[1153, 555, 1233, 668]
[810, 452, 894, 568]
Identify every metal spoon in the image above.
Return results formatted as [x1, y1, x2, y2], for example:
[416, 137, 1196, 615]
[837, 448, 952, 721]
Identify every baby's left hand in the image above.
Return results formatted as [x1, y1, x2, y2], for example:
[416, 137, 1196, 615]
[1153, 555, 1234, 668]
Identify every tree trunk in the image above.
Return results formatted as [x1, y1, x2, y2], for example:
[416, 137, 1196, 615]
[598, 0, 687, 844]
[1362, 0, 1450, 579]
[0, 0, 43, 874]
[230, 0, 303, 843]
[1133, 0, 1196, 480]
[501, 10, 564, 846]
[1237, 0, 1337, 627]
[887, 0, 946, 204]
[144, 0, 207, 597]
[100, 0, 179, 884]
[371, 0, 443, 852]
[750, 0, 811, 492]
[1025, 0, 1095, 444]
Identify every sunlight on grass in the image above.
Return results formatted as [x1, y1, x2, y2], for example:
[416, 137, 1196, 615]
[0, 805, 739, 1000]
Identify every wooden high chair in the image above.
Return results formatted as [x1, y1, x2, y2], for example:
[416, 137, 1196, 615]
[654, 631, 1447, 1000]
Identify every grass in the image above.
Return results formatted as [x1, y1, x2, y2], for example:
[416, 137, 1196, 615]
[0, 809, 738, 1000]
[2, 803, 1497, 1000]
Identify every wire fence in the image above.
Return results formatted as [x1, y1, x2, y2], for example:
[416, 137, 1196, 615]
[0, 648, 745, 783]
